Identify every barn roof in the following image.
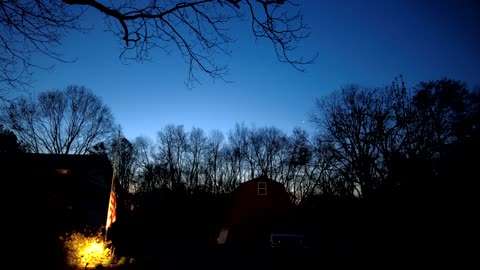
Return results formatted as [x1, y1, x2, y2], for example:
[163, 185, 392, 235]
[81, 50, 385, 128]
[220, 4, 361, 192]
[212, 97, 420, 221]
[234, 175, 286, 190]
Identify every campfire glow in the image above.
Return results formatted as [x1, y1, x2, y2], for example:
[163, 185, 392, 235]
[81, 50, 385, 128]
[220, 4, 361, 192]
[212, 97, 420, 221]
[61, 229, 114, 268]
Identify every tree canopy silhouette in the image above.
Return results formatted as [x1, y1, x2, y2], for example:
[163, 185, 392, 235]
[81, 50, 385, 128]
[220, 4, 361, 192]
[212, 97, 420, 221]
[0, 0, 316, 94]
[0, 124, 24, 153]
[309, 77, 480, 198]
[1, 85, 115, 154]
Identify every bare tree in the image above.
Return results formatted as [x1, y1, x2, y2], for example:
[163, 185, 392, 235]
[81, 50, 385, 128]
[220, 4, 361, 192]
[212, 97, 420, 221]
[1, 85, 115, 154]
[310, 85, 388, 198]
[227, 122, 250, 182]
[283, 127, 312, 202]
[133, 135, 157, 191]
[308, 134, 354, 198]
[220, 145, 241, 192]
[111, 135, 137, 193]
[1, 0, 316, 93]
[409, 79, 478, 159]
[157, 124, 188, 189]
[247, 126, 287, 179]
[204, 129, 225, 194]
[187, 127, 207, 189]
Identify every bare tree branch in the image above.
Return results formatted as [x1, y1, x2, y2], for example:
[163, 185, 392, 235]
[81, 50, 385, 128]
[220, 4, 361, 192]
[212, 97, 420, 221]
[0, 0, 84, 94]
[1, 0, 316, 92]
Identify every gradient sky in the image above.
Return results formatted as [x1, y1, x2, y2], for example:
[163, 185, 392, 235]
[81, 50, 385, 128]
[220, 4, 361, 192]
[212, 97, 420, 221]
[28, 0, 480, 141]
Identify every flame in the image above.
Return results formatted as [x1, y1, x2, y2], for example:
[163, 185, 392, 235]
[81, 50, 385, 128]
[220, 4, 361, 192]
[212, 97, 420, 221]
[61, 229, 114, 268]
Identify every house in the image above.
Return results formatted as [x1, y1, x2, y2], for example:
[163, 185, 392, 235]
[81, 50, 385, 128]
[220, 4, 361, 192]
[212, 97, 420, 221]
[218, 176, 301, 247]
[1, 152, 113, 232]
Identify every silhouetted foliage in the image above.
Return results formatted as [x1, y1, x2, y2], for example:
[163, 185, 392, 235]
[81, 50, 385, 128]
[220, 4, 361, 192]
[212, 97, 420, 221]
[310, 84, 394, 198]
[411, 78, 479, 157]
[288, 127, 311, 167]
[0, 85, 116, 154]
[0, 124, 24, 153]
[310, 77, 480, 199]
[89, 142, 107, 155]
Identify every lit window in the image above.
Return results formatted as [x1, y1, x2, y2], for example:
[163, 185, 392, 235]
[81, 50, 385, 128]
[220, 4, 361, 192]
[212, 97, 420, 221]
[56, 169, 70, 175]
[258, 182, 267, 195]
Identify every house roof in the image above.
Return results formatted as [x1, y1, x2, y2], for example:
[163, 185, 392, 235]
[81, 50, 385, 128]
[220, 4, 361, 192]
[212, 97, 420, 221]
[1, 152, 113, 189]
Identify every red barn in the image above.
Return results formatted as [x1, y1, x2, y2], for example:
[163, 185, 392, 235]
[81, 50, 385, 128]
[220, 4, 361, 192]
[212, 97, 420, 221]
[219, 176, 297, 246]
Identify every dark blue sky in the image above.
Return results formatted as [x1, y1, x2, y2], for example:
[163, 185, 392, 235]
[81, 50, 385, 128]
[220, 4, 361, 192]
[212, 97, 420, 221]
[30, 0, 480, 141]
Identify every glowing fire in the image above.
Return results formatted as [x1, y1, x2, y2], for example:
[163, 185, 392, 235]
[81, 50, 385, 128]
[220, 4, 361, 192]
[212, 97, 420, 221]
[61, 229, 114, 268]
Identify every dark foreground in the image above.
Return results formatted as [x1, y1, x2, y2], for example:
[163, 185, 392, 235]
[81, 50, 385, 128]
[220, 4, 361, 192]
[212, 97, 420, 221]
[80, 238, 470, 270]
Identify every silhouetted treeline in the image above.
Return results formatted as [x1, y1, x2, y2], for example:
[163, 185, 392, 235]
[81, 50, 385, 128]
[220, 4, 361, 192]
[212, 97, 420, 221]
[105, 77, 479, 265]
[2, 77, 478, 204]
[88, 78, 475, 205]
[2, 77, 478, 266]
